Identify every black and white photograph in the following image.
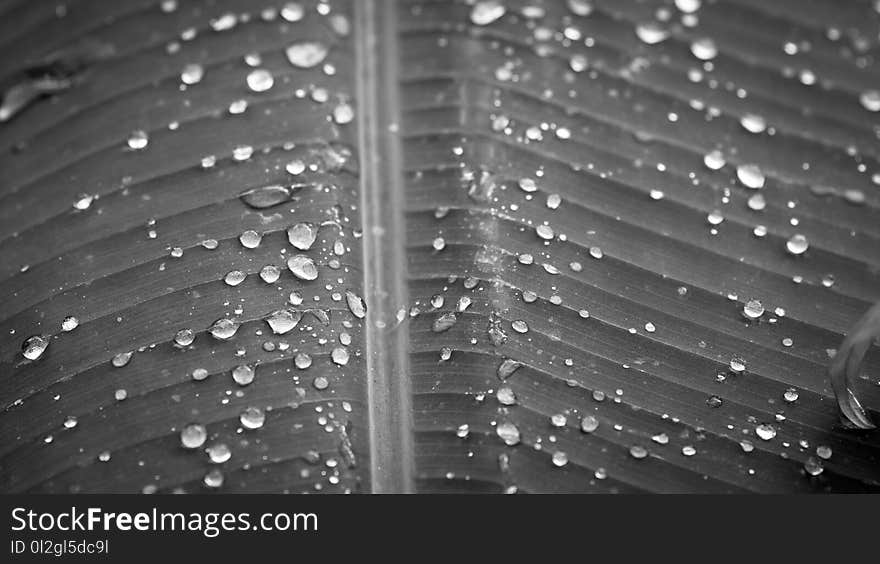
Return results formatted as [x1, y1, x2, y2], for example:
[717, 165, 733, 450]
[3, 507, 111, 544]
[1, 0, 879, 546]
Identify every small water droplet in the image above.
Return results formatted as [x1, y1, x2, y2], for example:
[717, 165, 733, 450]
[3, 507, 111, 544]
[22, 335, 49, 360]
[287, 222, 318, 250]
[265, 309, 302, 334]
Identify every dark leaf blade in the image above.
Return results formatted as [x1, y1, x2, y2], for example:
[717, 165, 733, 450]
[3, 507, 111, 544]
[2, 0, 880, 494]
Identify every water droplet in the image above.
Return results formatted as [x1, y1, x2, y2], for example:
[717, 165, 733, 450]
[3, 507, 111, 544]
[127, 130, 149, 150]
[285, 41, 329, 68]
[63, 416, 78, 429]
[743, 299, 764, 320]
[690, 37, 717, 60]
[73, 193, 95, 210]
[755, 423, 776, 440]
[580, 415, 599, 433]
[287, 255, 318, 281]
[456, 424, 470, 438]
[209, 318, 240, 340]
[332, 346, 350, 366]
[511, 320, 529, 333]
[246, 69, 274, 92]
[232, 364, 255, 386]
[783, 388, 799, 402]
[747, 193, 766, 211]
[224, 270, 246, 286]
[112, 351, 132, 367]
[204, 469, 224, 488]
[345, 290, 366, 318]
[433, 312, 458, 332]
[180, 63, 204, 85]
[497, 358, 522, 380]
[786, 234, 809, 255]
[816, 445, 832, 460]
[737, 164, 765, 189]
[240, 407, 265, 430]
[287, 222, 318, 250]
[471, 1, 506, 26]
[265, 309, 302, 334]
[207, 443, 231, 463]
[552, 451, 569, 467]
[280, 2, 304, 22]
[630, 445, 648, 459]
[860, 89, 880, 112]
[239, 184, 291, 209]
[239, 230, 262, 249]
[635, 22, 669, 44]
[180, 423, 207, 449]
[652, 432, 669, 444]
[496, 422, 521, 446]
[536, 224, 554, 240]
[260, 264, 281, 283]
[333, 102, 354, 124]
[706, 395, 723, 408]
[497, 386, 517, 405]
[740, 113, 766, 134]
[704, 150, 726, 170]
[295, 352, 312, 369]
[22, 335, 49, 360]
[729, 356, 746, 373]
[61, 316, 79, 332]
[192, 368, 209, 381]
[804, 457, 824, 476]
[682, 445, 697, 456]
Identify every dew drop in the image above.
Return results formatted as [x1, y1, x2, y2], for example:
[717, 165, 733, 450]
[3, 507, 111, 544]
[471, 1, 506, 26]
[61, 316, 79, 332]
[285, 42, 329, 68]
[246, 69, 274, 92]
[287, 222, 318, 250]
[232, 364, 255, 386]
[239, 230, 262, 249]
[209, 318, 240, 340]
[496, 422, 521, 446]
[180, 423, 207, 449]
[240, 407, 265, 430]
[22, 335, 49, 360]
[786, 234, 809, 255]
[287, 255, 318, 280]
[265, 309, 302, 335]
